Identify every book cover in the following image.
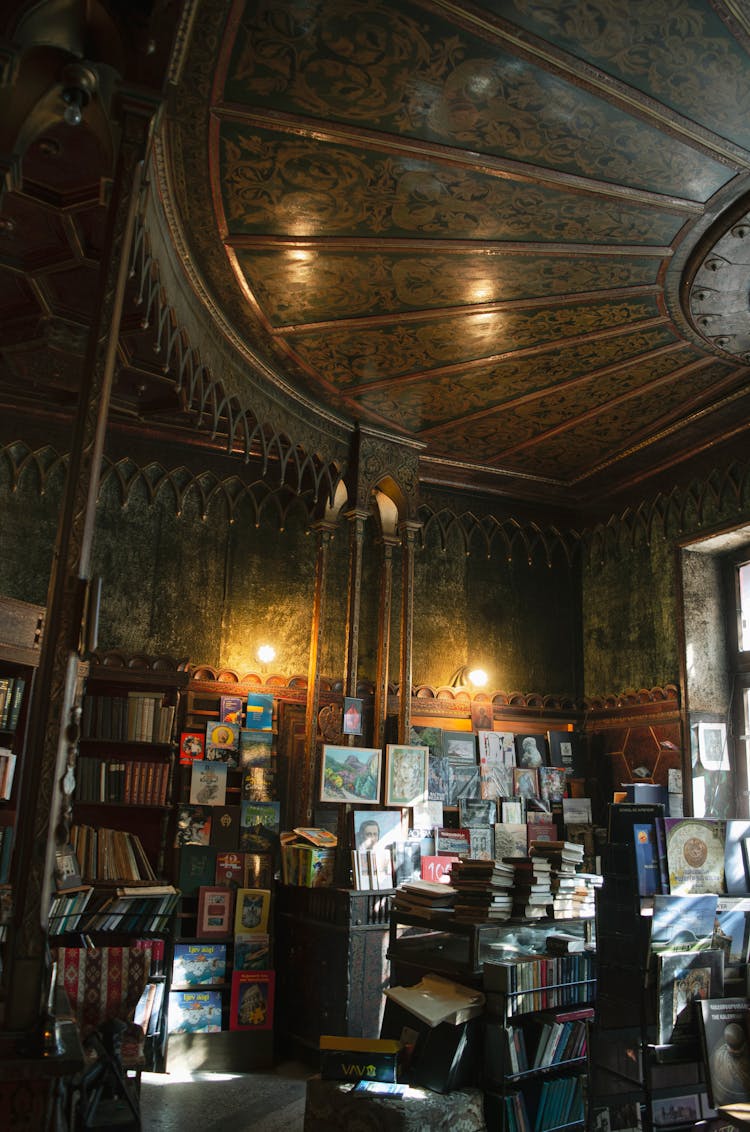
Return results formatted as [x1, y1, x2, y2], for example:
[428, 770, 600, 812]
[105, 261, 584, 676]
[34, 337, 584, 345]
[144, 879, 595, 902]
[442, 731, 477, 762]
[724, 820, 750, 894]
[219, 695, 244, 724]
[234, 887, 271, 934]
[459, 798, 497, 827]
[391, 840, 422, 886]
[467, 826, 494, 860]
[239, 729, 274, 768]
[229, 969, 275, 1030]
[428, 755, 452, 802]
[197, 885, 234, 937]
[657, 948, 724, 1045]
[435, 827, 471, 856]
[633, 823, 663, 897]
[215, 850, 244, 887]
[245, 693, 273, 731]
[445, 760, 482, 805]
[177, 845, 217, 895]
[650, 894, 718, 954]
[174, 805, 212, 847]
[234, 932, 271, 970]
[409, 725, 445, 759]
[420, 854, 458, 884]
[699, 997, 750, 1106]
[209, 805, 241, 850]
[167, 990, 222, 1033]
[547, 730, 584, 777]
[539, 766, 567, 805]
[206, 721, 240, 767]
[239, 801, 281, 852]
[515, 734, 547, 768]
[179, 731, 205, 765]
[664, 817, 726, 894]
[242, 764, 277, 802]
[172, 942, 227, 986]
[243, 852, 275, 889]
[714, 897, 750, 973]
[189, 760, 228, 807]
[493, 823, 527, 859]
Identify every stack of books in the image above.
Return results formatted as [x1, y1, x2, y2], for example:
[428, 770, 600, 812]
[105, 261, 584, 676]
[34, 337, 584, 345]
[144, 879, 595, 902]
[528, 840, 586, 918]
[505, 855, 553, 919]
[450, 858, 515, 923]
[393, 878, 457, 918]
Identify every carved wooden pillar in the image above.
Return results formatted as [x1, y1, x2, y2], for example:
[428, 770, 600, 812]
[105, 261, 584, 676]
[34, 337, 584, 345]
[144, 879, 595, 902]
[398, 521, 421, 743]
[343, 509, 368, 699]
[3, 95, 159, 1037]
[301, 521, 336, 828]
[373, 535, 398, 750]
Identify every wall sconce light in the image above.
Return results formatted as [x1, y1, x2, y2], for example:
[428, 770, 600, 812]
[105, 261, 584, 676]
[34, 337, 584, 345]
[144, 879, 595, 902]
[257, 645, 276, 667]
[60, 63, 97, 127]
[449, 664, 489, 689]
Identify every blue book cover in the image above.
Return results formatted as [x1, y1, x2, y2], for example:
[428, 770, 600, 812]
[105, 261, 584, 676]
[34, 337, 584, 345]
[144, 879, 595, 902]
[633, 823, 661, 896]
[172, 943, 227, 986]
[245, 693, 273, 731]
[167, 990, 222, 1033]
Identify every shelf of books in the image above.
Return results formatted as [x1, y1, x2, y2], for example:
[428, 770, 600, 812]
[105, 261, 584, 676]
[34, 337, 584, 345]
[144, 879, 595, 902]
[588, 802, 750, 1132]
[167, 682, 279, 1071]
[0, 596, 44, 955]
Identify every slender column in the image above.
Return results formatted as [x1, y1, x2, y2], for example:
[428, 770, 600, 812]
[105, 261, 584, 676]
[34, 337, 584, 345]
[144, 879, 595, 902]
[397, 522, 420, 743]
[301, 522, 335, 827]
[373, 536, 398, 750]
[342, 509, 368, 700]
[4, 97, 158, 1036]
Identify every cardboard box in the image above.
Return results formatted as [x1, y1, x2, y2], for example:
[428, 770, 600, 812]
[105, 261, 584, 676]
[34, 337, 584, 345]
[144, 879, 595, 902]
[319, 1035, 401, 1083]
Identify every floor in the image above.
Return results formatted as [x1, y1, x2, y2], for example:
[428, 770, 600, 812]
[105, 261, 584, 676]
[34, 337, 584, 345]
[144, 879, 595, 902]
[139, 1060, 313, 1132]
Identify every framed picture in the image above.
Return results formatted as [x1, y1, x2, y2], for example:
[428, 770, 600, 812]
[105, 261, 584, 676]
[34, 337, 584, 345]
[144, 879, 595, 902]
[233, 887, 271, 935]
[470, 701, 494, 732]
[650, 1094, 701, 1127]
[55, 842, 83, 891]
[352, 808, 404, 852]
[229, 969, 275, 1031]
[442, 731, 477, 762]
[196, 886, 234, 937]
[342, 697, 363, 736]
[385, 744, 429, 807]
[697, 721, 729, 770]
[320, 745, 382, 804]
[515, 733, 548, 768]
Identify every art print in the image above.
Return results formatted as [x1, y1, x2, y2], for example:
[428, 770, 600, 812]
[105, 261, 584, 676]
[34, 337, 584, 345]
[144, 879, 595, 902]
[320, 745, 382, 804]
[385, 744, 428, 807]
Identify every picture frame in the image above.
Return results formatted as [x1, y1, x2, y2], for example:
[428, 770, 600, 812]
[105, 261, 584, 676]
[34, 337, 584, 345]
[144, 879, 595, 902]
[385, 744, 429, 807]
[442, 731, 477, 762]
[342, 696, 363, 736]
[697, 720, 729, 770]
[512, 766, 539, 799]
[352, 808, 405, 853]
[320, 745, 382, 804]
[233, 887, 271, 935]
[196, 885, 234, 937]
[650, 1094, 701, 1127]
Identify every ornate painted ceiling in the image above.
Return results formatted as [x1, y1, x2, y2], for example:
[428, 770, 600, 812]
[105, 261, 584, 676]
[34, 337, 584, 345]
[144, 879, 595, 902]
[2, 0, 750, 515]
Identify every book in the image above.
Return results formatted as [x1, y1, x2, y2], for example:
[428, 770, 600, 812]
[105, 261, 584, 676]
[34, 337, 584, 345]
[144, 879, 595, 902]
[459, 798, 497, 827]
[189, 760, 228, 806]
[229, 969, 275, 1030]
[172, 942, 227, 986]
[234, 932, 271, 970]
[547, 730, 584, 776]
[196, 885, 234, 936]
[713, 896, 750, 974]
[493, 823, 528, 859]
[243, 852, 274, 889]
[177, 845, 217, 896]
[538, 766, 566, 805]
[167, 990, 222, 1033]
[239, 801, 281, 852]
[179, 731, 205, 765]
[219, 694, 244, 724]
[215, 850, 244, 887]
[699, 997, 750, 1106]
[245, 693, 273, 731]
[206, 721, 240, 767]
[174, 805, 212, 847]
[435, 827, 471, 856]
[384, 973, 485, 1027]
[633, 822, 663, 897]
[209, 805, 241, 850]
[724, 820, 750, 894]
[650, 894, 718, 954]
[515, 734, 547, 768]
[239, 729, 274, 768]
[664, 817, 726, 894]
[657, 948, 724, 1045]
[233, 887, 271, 934]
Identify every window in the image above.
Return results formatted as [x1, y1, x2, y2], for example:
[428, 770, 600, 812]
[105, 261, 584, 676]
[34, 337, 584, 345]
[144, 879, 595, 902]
[739, 561, 750, 653]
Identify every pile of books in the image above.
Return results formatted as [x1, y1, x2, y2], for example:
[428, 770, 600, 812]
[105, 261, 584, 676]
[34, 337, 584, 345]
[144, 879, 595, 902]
[528, 840, 594, 919]
[505, 855, 553, 919]
[450, 858, 515, 923]
[393, 878, 457, 918]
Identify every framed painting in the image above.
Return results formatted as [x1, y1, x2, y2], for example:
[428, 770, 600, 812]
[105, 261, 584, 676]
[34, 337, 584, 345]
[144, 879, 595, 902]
[385, 744, 428, 807]
[320, 745, 382, 804]
[697, 721, 729, 770]
[442, 731, 477, 762]
[196, 885, 234, 937]
[342, 697, 363, 736]
[352, 808, 405, 853]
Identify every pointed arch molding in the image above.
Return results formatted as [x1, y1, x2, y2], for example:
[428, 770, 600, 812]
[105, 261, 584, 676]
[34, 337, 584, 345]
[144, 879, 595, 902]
[2, 442, 749, 555]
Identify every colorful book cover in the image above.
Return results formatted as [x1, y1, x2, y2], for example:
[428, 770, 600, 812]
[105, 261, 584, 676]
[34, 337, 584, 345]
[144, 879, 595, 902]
[174, 804, 212, 847]
[179, 731, 205, 766]
[242, 764, 277, 802]
[206, 721, 240, 767]
[239, 729, 274, 769]
[215, 850, 244, 887]
[229, 969, 275, 1031]
[239, 801, 281, 852]
[167, 989, 222, 1033]
[245, 693, 273, 731]
[420, 855, 458, 884]
[656, 948, 724, 1045]
[234, 887, 271, 935]
[634, 823, 662, 897]
[234, 932, 271, 971]
[197, 884, 234, 937]
[539, 766, 567, 805]
[664, 817, 726, 894]
[435, 827, 471, 856]
[650, 894, 718, 954]
[172, 942, 227, 986]
[189, 760, 228, 807]
[219, 695, 244, 725]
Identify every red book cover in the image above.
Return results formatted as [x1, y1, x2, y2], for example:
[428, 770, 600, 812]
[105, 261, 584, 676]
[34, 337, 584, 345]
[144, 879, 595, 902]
[179, 731, 205, 766]
[229, 969, 275, 1031]
[215, 851, 244, 887]
[420, 855, 459, 884]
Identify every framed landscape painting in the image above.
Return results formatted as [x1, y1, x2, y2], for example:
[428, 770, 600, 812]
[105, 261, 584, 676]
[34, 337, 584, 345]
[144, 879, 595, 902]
[320, 745, 382, 804]
[385, 744, 429, 807]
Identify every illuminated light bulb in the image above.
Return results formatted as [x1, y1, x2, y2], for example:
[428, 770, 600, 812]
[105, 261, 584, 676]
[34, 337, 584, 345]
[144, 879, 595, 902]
[257, 645, 276, 665]
[467, 668, 488, 687]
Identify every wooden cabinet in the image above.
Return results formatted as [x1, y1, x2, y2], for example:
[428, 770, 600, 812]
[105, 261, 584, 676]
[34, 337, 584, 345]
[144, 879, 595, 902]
[274, 885, 394, 1055]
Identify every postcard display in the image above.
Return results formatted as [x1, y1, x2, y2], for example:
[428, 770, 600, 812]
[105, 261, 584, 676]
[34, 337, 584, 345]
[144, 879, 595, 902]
[589, 806, 750, 1132]
[168, 686, 278, 1070]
